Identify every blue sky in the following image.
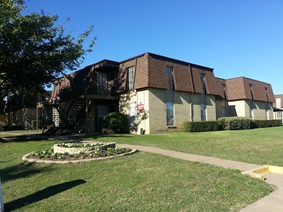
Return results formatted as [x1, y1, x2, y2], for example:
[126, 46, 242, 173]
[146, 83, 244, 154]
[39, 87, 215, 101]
[24, 0, 283, 94]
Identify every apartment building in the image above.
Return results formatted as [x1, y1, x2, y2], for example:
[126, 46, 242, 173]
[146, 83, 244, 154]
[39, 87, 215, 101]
[51, 52, 276, 134]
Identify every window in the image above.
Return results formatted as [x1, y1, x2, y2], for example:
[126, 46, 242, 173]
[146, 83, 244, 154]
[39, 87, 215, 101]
[165, 66, 175, 126]
[200, 73, 206, 94]
[222, 84, 228, 117]
[127, 66, 135, 90]
[276, 111, 282, 120]
[265, 102, 270, 120]
[199, 73, 207, 120]
[97, 72, 108, 95]
[166, 102, 174, 126]
[250, 100, 254, 119]
[249, 83, 254, 119]
[266, 108, 270, 120]
[166, 66, 174, 90]
[200, 104, 206, 121]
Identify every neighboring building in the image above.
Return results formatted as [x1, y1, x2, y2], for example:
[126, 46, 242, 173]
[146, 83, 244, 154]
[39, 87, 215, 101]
[50, 52, 277, 134]
[225, 77, 275, 120]
[1, 92, 53, 130]
[274, 94, 283, 122]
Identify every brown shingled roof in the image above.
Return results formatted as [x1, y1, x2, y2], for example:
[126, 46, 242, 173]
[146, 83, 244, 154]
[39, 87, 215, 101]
[215, 77, 227, 99]
[51, 60, 119, 101]
[119, 52, 218, 94]
[226, 77, 275, 103]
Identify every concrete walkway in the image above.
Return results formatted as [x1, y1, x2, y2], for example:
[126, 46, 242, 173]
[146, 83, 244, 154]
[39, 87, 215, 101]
[118, 144, 283, 212]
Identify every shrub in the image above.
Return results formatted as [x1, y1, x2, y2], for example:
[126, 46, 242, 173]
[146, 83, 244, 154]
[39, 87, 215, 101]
[184, 118, 282, 133]
[184, 121, 223, 132]
[103, 112, 129, 133]
[2, 125, 22, 131]
[252, 120, 282, 128]
[219, 117, 252, 130]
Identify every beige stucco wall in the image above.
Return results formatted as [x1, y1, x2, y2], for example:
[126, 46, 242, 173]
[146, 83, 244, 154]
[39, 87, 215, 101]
[228, 100, 274, 120]
[147, 89, 167, 133]
[228, 100, 249, 117]
[253, 101, 273, 120]
[206, 96, 217, 121]
[120, 90, 151, 134]
[146, 89, 192, 133]
[191, 94, 216, 121]
[120, 88, 218, 134]
[173, 91, 191, 130]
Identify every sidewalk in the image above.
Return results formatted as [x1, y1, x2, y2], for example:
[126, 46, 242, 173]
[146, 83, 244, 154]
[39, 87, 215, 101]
[118, 144, 283, 212]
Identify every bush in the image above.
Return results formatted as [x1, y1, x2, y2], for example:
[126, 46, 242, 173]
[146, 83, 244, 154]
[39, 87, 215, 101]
[252, 120, 282, 128]
[184, 121, 223, 132]
[184, 118, 282, 133]
[2, 125, 22, 131]
[103, 112, 129, 133]
[219, 117, 252, 130]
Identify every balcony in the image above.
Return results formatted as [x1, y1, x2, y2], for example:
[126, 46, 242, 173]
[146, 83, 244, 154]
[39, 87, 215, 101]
[85, 82, 118, 100]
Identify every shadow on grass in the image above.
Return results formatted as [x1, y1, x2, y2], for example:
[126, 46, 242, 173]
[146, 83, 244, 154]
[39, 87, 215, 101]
[0, 131, 134, 144]
[0, 133, 100, 143]
[4, 179, 86, 211]
[0, 162, 49, 183]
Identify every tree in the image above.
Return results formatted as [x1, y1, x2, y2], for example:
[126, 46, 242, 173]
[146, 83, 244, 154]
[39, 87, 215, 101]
[0, 0, 95, 108]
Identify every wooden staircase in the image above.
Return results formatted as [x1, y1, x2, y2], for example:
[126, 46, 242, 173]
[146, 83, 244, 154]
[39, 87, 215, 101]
[63, 99, 85, 129]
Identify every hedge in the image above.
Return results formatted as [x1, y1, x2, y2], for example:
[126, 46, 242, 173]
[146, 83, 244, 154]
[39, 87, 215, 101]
[219, 117, 252, 130]
[184, 121, 223, 132]
[184, 118, 282, 132]
[252, 120, 282, 128]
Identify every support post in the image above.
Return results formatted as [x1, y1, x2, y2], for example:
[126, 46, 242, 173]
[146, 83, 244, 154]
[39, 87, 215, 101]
[0, 178, 4, 212]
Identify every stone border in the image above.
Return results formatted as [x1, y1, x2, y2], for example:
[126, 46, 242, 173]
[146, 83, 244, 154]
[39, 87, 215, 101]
[53, 142, 115, 154]
[22, 149, 137, 164]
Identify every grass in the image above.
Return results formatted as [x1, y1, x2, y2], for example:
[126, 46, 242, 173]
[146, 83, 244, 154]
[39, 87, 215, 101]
[1, 127, 282, 211]
[90, 126, 283, 166]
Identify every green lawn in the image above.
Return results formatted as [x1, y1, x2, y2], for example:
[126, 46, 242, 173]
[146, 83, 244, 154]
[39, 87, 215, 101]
[91, 126, 283, 166]
[1, 127, 282, 211]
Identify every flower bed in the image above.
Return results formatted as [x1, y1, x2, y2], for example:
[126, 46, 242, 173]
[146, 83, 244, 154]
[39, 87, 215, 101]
[23, 142, 136, 163]
[53, 142, 116, 154]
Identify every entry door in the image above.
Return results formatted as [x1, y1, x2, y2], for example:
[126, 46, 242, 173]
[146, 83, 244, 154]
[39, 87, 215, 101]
[97, 105, 109, 130]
